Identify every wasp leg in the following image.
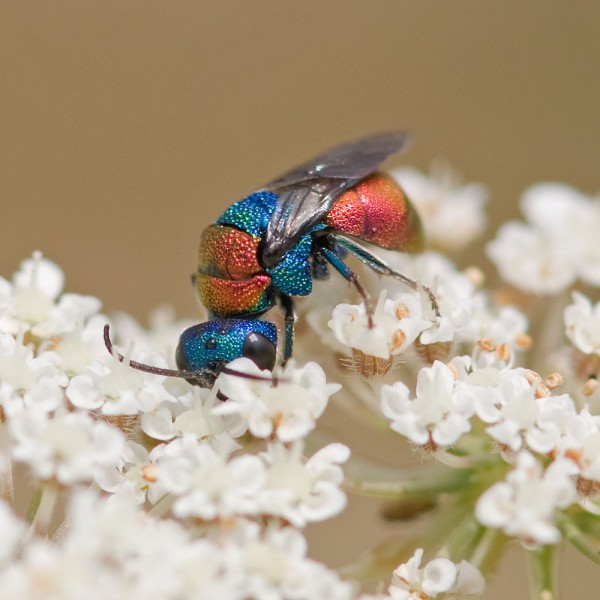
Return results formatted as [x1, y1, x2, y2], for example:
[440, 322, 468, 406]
[278, 294, 296, 365]
[320, 247, 375, 328]
[311, 250, 330, 280]
[330, 233, 441, 318]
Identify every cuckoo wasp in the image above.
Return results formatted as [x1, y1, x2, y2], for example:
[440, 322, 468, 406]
[105, 131, 438, 387]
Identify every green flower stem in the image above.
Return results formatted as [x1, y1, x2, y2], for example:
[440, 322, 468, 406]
[343, 461, 478, 499]
[442, 517, 508, 583]
[148, 493, 174, 518]
[27, 481, 60, 537]
[469, 528, 508, 574]
[26, 486, 43, 524]
[558, 508, 600, 567]
[338, 531, 427, 583]
[441, 512, 486, 562]
[340, 454, 511, 585]
[341, 443, 508, 501]
[527, 544, 560, 600]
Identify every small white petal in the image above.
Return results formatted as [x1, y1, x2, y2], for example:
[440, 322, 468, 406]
[422, 558, 457, 594]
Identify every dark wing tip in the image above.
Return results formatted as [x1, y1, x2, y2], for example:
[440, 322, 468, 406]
[267, 130, 412, 190]
[355, 130, 412, 151]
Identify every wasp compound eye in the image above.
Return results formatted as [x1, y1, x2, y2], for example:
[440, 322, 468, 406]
[175, 338, 215, 387]
[242, 332, 277, 371]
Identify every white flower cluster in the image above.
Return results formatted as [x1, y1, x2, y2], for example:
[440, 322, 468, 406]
[3, 166, 599, 596]
[327, 250, 529, 377]
[215, 357, 340, 442]
[476, 452, 577, 547]
[329, 291, 431, 375]
[565, 292, 600, 357]
[391, 163, 488, 252]
[377, 332, 600, 546]
[382, 361, 473, 448]
[0, 490, 358, 600]
[487, 183, 600, 294]
[317, 173, 600, 554]
[0, 253, 358, 599]
[138, 438, 348, 527]
[388, 548, 484, 600]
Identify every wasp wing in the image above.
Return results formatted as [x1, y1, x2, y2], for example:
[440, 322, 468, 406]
[260, 131, 411, 268]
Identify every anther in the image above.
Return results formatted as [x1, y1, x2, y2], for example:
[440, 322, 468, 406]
[477, 338, 495, 353]
[544, 372, 564, 391]
[495, 342, 511, 362]
[583, 378, 599, 397]
[394, 303, 410, 320]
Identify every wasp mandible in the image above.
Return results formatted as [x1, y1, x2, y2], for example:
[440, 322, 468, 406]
[105, 131, 438, 387]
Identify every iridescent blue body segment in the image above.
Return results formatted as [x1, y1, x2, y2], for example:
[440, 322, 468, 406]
[218, 191, 278, 237]
[267, 231, 314, 296]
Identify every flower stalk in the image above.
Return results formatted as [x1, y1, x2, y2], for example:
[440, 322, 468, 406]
[527, 545, 560, 600]
[27, 481, 59, 537]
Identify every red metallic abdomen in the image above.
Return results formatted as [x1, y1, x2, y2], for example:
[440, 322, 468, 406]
[195, 224, 274, 317]
[325, 173, 424, 252]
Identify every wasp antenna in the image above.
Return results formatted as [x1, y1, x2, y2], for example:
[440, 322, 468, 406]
[103, 324, 283, 385]
[103, 324, 202, 380]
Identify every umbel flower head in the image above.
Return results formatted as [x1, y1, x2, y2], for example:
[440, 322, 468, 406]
[0, 165, 598, 599]
[0, 253, 357, 600]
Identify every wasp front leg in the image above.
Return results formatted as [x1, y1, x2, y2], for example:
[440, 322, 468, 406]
[277, 293, 297, 365]
[314, 241, 375, 329]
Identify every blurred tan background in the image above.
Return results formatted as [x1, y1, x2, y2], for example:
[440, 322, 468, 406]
[2, 1, 599, 596]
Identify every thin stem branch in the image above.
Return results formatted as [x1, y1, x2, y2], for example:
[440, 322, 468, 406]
[343, 460, 479, 499]
[26, 486, 43, 524]
[558, 509, 600, 566]
[27, 481, 60, 538]
[148, 493, 174, 518]
[527, 545, 560, 600]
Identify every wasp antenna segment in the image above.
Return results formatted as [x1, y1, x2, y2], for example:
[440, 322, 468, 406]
[103, 324, 202, 381]
[421, 284, 441, 319]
